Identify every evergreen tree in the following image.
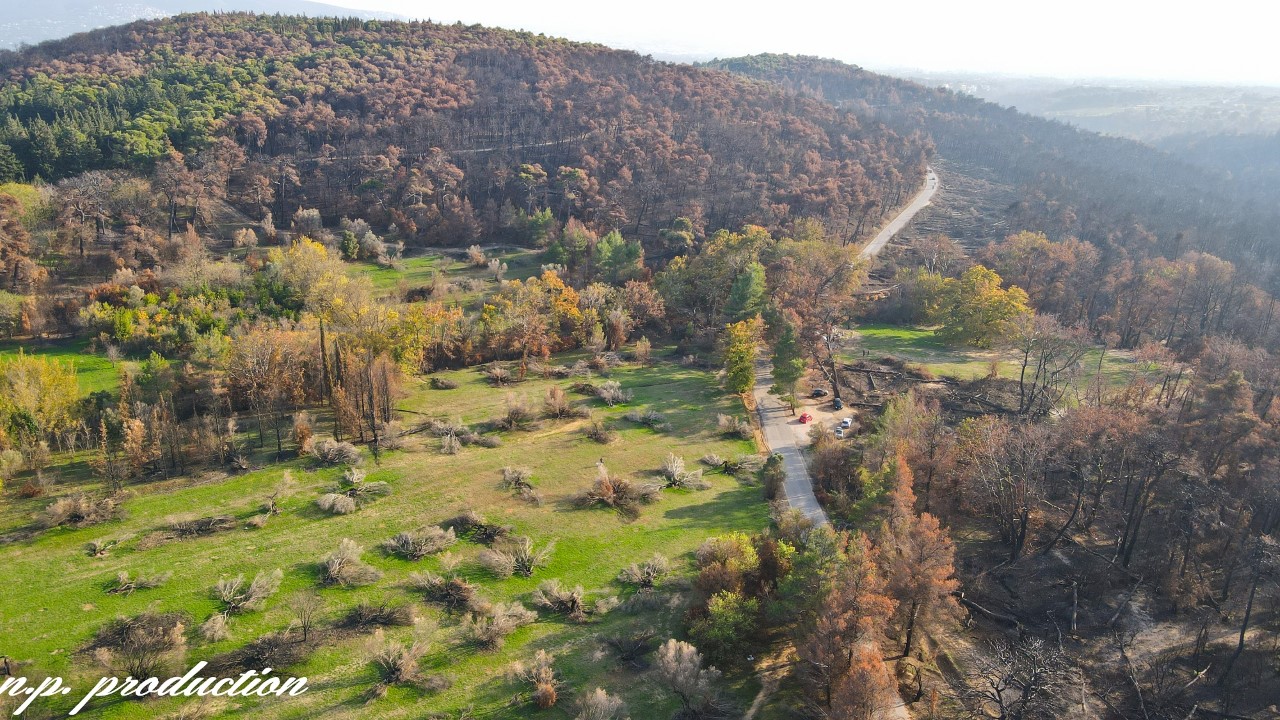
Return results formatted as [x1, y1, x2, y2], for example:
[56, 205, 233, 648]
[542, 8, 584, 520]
[726, 261, 767, 321]
[769, 314, 807, 410]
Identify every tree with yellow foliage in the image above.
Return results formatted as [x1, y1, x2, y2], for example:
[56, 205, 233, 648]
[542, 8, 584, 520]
[932, 265, 1030, 348]
[0, 351, 78, 452]
[723, 318, 763, 395]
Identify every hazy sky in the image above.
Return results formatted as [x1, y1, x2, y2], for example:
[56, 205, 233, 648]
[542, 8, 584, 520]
[333, 0, 1280, 86]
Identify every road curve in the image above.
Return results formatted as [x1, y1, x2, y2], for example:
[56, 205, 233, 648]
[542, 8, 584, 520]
[753, 166, 939, 529]
[860, 166, 938, 260]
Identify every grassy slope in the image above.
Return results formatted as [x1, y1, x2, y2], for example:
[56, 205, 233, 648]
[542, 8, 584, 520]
[356, 249, 544, 298]
[848, 323, 1137, 385]
[0, 354, 766, 719]
[0, 337, 123, 395]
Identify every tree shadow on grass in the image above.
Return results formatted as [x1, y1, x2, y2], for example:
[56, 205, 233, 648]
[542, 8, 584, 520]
[660, 485, 768, 532]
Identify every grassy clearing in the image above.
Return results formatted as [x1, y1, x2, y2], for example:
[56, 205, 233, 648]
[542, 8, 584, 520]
[0, 354, 766, 718]
[0, 337, 123, 395]
[356, 249, 543, 299]
[846, 323, 1138, 385]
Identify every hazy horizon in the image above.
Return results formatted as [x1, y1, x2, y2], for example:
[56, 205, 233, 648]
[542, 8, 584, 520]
[325, 0, 1280, 87]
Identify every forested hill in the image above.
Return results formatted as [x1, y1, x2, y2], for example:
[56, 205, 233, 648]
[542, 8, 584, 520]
[0, 14, 928, 247]
[0, 0, 401, 50]
[706, 54, 1280, 284]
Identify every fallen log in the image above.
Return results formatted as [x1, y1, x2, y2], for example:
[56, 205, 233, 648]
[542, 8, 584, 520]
[953, 591, 1021, 628]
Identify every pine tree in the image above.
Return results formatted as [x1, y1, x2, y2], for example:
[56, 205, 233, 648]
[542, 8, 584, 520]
[769, 315, 807, 412]
[880, 452, 960, 656]
[726, 261, 767, 321]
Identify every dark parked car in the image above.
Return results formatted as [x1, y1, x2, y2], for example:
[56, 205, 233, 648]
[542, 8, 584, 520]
[810, 388, 829, 398]
[832, 397, 844, 410]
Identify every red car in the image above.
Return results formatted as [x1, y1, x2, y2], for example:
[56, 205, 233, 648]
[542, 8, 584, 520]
[798, 412, 813, 424]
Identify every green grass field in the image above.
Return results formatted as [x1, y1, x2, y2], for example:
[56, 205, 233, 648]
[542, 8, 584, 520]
[846, 323, 1138, 385]
[0, 354, 767, 718]
[0, 337, 123, 395]
[356, 249, 544, 299]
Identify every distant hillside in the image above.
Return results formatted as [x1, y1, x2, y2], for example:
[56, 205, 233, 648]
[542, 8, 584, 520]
[0, 0, 401, 49]
[905, 73, 1280, 142]
[1158, 131, 1280, 186]
[0, 14, 925, 247]
[705, 54, 1280, 281]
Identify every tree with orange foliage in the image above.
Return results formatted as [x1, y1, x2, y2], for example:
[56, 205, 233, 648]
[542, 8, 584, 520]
[798, 532, 896, 711]
[880, 453, 961, 656]
[830, 642, 897, 720]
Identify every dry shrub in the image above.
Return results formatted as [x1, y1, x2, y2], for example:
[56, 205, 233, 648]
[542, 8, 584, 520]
[721, 454, 764, 478]
[655, 639, 732, 718]
[575, 687, 629, 719]
[18, 476, 49, 498]
[497, 394, 536, 431]
[596, 380, 632, 406]
[624, 408, 669, 431]
[410, 571, 479, 612]
[439, 433, 462, 454]
[484, 363, 513, 386]
[43, 494, 117, 528]
[575, 465, 661, 519]
[314, 439, 362, 465]
[213, 569, 283, 614]
[442, 510, 511, 544]
[85, 538, 120, 557]
[427, 418, 467, 437]
[317, 468, 390, 514]
[321, 539, 382, 587]
[465, 244, 487, 267]
[717, 414, 753, 439]
[376, 421, 405, 450]
[105, 570, 171, 595]
[500, 466, 542, 505]
[544, 386, 589, 419]
[570, 381, 598, 395]
[585, 418, 618, 444]
[231, 631, 310, 671]
[511, 650, 561, 709]
[500, 466, 533, 491]
[199, 614, 229, 642]
[473, 434, 502, 448]
[478, 536, 554, 578]
[605, 627, 658, 670]
[383, 527, 456, 560]
[317, 493, 357, 514]
[461, 602, 536, 651]
[292, 412, 314, 454]
[660, 453, 710, 490]
[167, 515, 237, 537]
[367, 627, 433, 693]
[429, 376, 459, 390]
[531, 579, 588, 622]
[344, 599, 416, 629]
[618, 554, 670, 590]
[92, 612, 187, 678]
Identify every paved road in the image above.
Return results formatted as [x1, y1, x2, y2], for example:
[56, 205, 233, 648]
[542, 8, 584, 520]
[747, 170, 937, 720]
[753, 166, 939, 530]
[752, 362, 830, 525]
[859, 166, 938, 260]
